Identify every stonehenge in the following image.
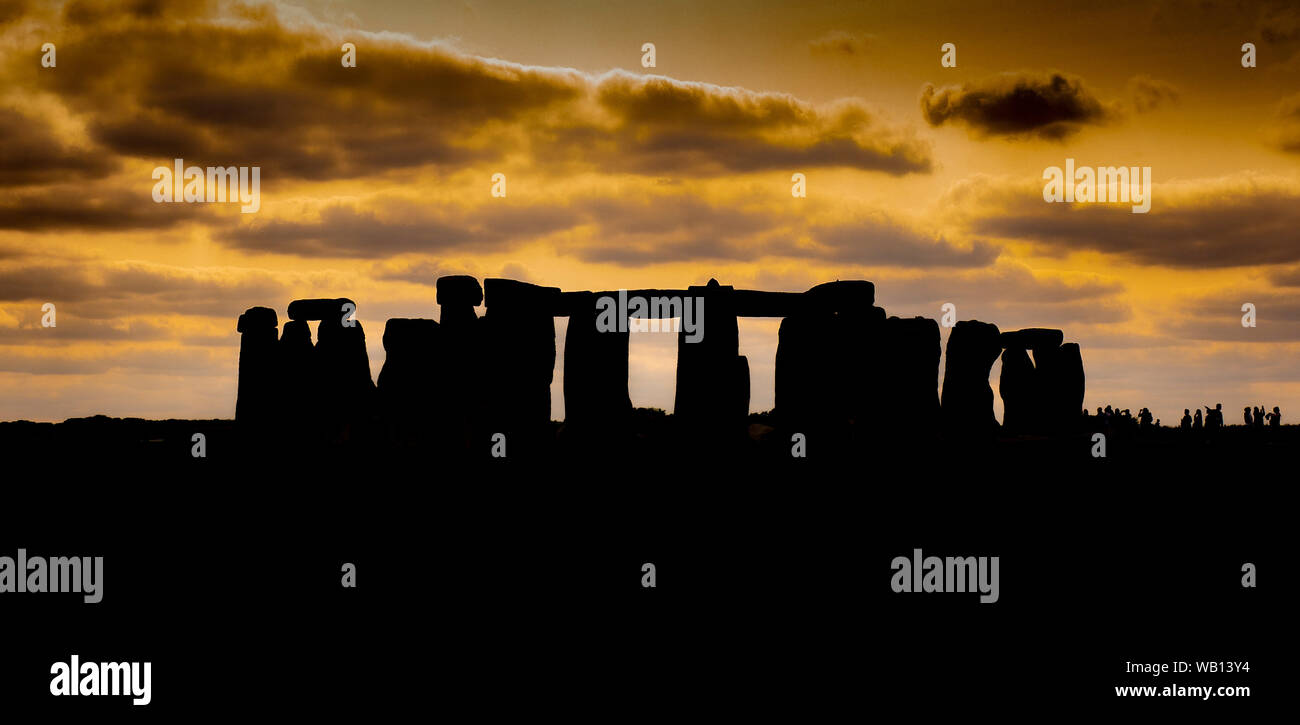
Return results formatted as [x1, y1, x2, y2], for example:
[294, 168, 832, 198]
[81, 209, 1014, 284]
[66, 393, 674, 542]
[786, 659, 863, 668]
[377, 318, 440, 444]
[674, 280, 749, 441]
[234, 306, 278, 426]
[563, 291, 632, 432]
[234, 276, 1088, 452]
[483, 278, 560, 454]
[883, 316, 941, 436]
[940, 320, 1003, 440]
[998, 329, 1087, 435]
[775, 280, 885, 433]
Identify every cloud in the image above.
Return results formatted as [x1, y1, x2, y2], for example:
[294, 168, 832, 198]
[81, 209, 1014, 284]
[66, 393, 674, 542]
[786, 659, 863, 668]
[0, 259, 291, 319]
[920, 71, 1116, 140]
[0, 1, 932, 190]
[1169, 288, 1300, 342]
[215, 190, 997, 269]
[0, 0, 32, 24]
[868, 263, 1129, 327]
[948, 174, 1300, 269]
[0, 314, 172, 343]
[1126, 75, 1180, 113]
[1271, 92, 1300, 153]
[1269, 265, 1300, 287]
[0, 184, 218, 231]
[0, 107, 118, 186]
[809, 31, 877, 56]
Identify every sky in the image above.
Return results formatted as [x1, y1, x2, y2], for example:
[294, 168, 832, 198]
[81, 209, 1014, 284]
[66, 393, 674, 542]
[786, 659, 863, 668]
[1, 0, 1298, 424]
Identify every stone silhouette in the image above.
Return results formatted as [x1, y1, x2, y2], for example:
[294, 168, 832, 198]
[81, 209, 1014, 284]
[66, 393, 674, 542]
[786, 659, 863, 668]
[290, 297, 375, 442]
[774, 281, 889, 446]
[277, 318, 317, 439]
[435, 276, 484, 452]
[235, 306, 278, 426]
[562, 291, 632, 436]
[998, 345, 1036, 434]
[997, 329, 1083, 435]
[775, 280, 886, 438]
[1053, 342, 1085, 432]
[483, 278, 560, 456]
[233, 276, 1088, 453]
[883, 316, 941, 437]
[376, 317, 440, 446]
[675, 279, 749, 443]
[941, 320, 1002, 440]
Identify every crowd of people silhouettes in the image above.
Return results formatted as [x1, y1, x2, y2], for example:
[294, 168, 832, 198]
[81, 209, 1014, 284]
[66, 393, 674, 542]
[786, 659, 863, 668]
[1084, 404, 1282, 433]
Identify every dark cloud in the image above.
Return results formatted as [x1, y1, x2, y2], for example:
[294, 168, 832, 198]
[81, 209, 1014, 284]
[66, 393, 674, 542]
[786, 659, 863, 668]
[215, 192, 996, 269]
[0, 185, 217, 231]
[1269, 265, 1300, 287]
[0, 0, 32, 24]
[1273, 92, 1300, 153]
[870, 265, 1128, 327]
[0, 261, 289, 319]
[785, 223, 998, 268]
[0, 2, 931, 189]
[221, 201, 580, 258]
[371, 259, 466, 288]
[1258, 2, 1300, 49]
[957, 176, 1300, 269]
[1170, 288, 1300, 342]
[570, 198, 990, 268]
[0, 108, 118, 186]
[920, 72, 1115, 140]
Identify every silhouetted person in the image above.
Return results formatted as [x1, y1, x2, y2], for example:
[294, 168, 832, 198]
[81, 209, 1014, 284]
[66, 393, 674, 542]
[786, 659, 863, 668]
[1193, 409, 1203, 430]
[1253, 406, 1266, 431]
[1180, 409, 1191, 430]
[1267, 406, 1281, 427]
[1205, 404, 1222, 432]
[1139, 407, 1153, 427]
[1244, 406, 1252, 426]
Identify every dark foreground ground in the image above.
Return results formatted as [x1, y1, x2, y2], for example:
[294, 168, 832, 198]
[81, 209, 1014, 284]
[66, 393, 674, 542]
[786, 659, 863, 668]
[0, 414, 1286, 717]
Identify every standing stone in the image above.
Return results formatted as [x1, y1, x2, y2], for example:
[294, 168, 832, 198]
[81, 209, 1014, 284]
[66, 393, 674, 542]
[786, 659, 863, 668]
[775, 281, 883, 437]
[1042, 342, 1085, 433]
[675, 279, 749, 442]
[435, 276, 484, 453]
[288, 298, 374, 442]
[837, 305, 886, 431]
[483, 278, 560, 455]
[998, 347, 1036, 434]
[563, 291, 631, 433]
[436, 275, 482, 329]
[1030, 343, 1062, 432]
[315, 315, 376, 440]
[883, 316, 941, 437]
[940, 320, 1002, 441]
[277, 318, 317, 440]
[235, 306, 278, 426]
[377, 318, 440, 445]
[775, 313, 836, 429]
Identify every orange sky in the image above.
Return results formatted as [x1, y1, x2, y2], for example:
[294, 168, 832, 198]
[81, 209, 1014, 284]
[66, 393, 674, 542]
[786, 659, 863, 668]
[2, 0, 1298, 424]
